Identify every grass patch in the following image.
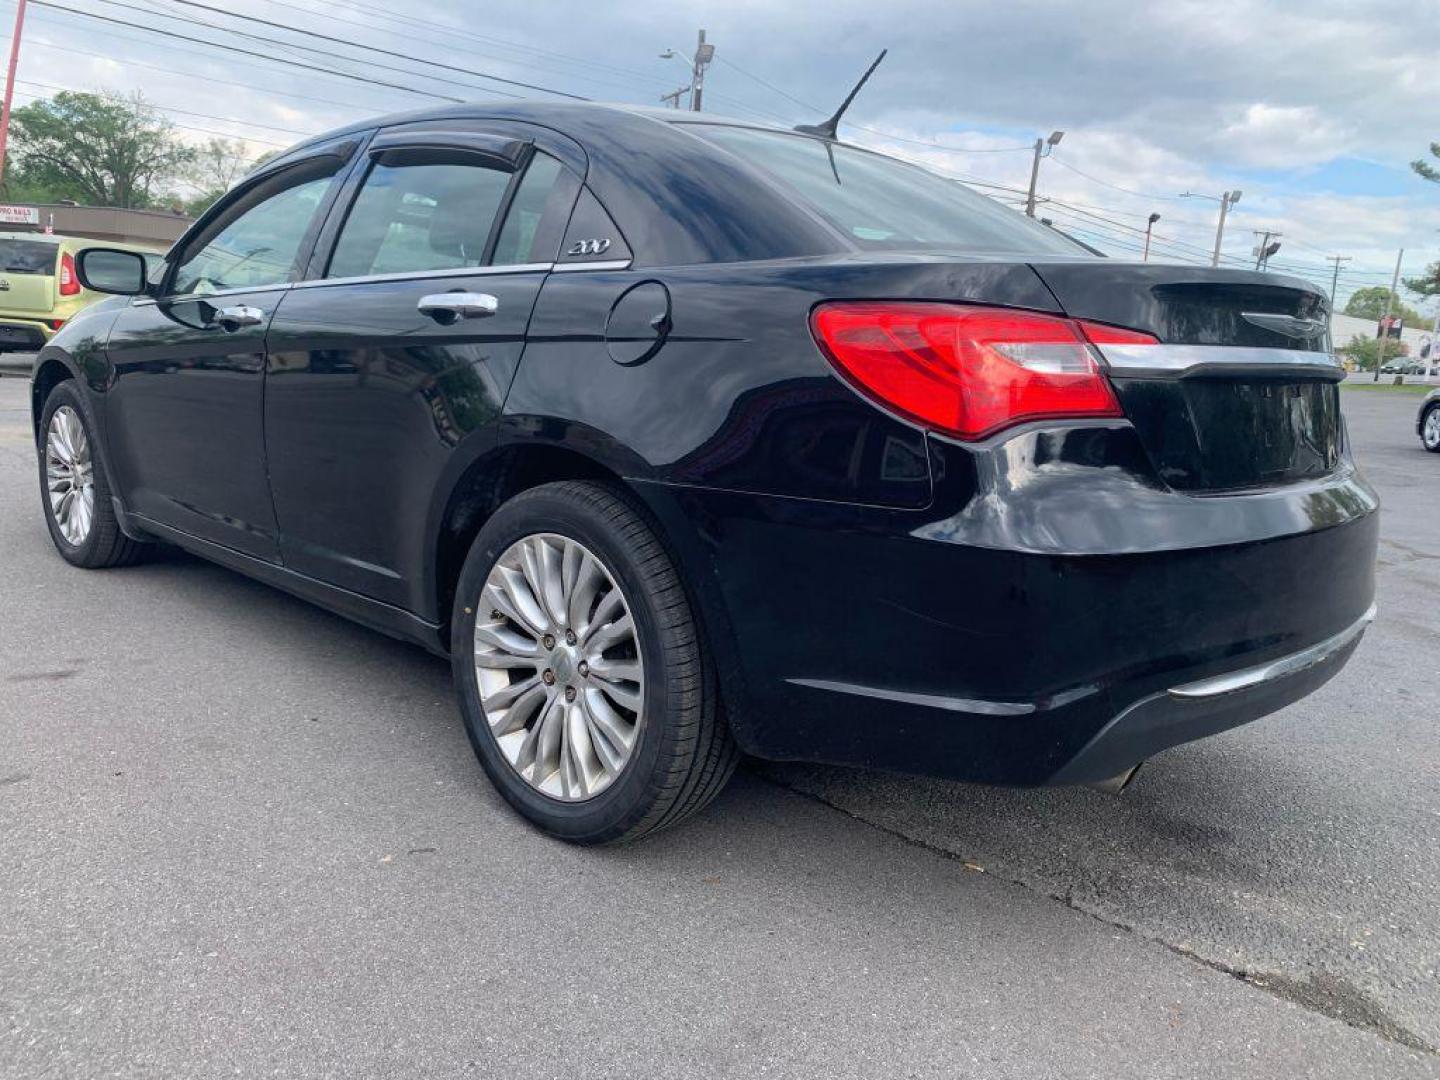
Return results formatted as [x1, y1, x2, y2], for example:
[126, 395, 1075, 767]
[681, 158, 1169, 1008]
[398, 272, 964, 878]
[1340, 380, 1434, 394]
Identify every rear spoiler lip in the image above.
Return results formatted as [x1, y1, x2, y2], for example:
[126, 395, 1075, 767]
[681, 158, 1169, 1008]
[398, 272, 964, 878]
[1094, 343, 1343, 382]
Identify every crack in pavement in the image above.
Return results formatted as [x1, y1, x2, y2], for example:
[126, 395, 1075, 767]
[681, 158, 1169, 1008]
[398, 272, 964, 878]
[754, 768, 1438, 1058]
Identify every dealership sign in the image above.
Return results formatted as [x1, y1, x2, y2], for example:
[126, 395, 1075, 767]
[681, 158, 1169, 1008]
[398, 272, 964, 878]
[0, 205, 40, 225]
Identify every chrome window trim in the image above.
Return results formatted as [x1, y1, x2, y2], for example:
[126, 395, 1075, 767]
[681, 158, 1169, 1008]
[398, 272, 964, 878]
[293, 263, 554, 289]
[552, 259, 633, 272]
[1096, 344, 1342, 380]
[130, 259, 634, 301]
[1167, 603, 1376, 701]
[133, 282, 293, 307]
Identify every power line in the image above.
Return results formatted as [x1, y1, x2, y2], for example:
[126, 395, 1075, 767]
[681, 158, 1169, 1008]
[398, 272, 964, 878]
[149, 0, 588, 101]
[74, 0, 528, 102]
[28, 1, 468, 102]
[15, 77, 316, 138]
[23, 31, 402, 116]
[1047, 155, 1184, 200]
[285, 0, 676, 92]
[5, 87, 292, 147]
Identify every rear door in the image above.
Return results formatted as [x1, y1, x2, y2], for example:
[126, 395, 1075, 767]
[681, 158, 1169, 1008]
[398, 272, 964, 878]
[262, 125, 578, 611]
[102, 148, 353, 560]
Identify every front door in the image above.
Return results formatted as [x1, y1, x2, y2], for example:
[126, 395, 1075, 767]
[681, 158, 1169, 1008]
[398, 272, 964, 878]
[263, 133, 574, 612]
[103, 154, 350, 561]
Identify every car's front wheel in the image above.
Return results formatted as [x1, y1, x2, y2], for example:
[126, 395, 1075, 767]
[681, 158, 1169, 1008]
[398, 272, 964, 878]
[451, 481, 738, 844]
[37, 380, 146, 568]
[1422, 404, 1440, 453]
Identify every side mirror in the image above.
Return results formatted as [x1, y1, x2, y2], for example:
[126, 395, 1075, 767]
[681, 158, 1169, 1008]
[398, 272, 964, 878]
[74, 248, 149, 296]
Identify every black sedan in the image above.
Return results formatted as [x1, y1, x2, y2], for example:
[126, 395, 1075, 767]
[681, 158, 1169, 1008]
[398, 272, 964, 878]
[31, 102, 1377, 843]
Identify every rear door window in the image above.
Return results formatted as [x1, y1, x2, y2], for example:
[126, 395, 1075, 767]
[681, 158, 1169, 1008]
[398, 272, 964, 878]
[693, 124, 1087, 257]
[0, 239, 58, 275]
[326, 149, 567, 278]
[491, 152, 565, 265]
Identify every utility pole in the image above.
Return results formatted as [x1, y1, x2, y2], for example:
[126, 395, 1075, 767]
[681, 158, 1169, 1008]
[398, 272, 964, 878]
[1024, 130, 1064, 217]
[1252, 230, 1282, 271]
[1142, 212, 1160, 261]
[1213, 191, 1239, 266]
[1324, 255, 1351, 312]
[0, 0, 28, 189]
[689, 29, 714, 112]
[659, 85, 690, 109]
[1372, 248, 1404, 383]
[1182, 189, 1242, 266]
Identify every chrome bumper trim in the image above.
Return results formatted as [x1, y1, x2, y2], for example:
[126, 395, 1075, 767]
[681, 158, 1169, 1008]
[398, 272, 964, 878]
[1167, 604, 1376, 701]
[1096, 344, 1342, 381]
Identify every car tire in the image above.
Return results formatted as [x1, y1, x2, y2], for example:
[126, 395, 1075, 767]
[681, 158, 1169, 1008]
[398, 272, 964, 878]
[451, 480, 738, 844]
[37, 380, 147, 569]
[1422, 404, 1440, 453]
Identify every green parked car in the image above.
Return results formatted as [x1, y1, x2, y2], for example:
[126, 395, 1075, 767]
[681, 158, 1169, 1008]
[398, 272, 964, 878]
[0, 232, 163, 351]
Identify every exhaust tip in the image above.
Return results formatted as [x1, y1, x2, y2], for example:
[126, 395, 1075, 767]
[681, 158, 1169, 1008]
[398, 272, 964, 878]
[1087, 762, 1143, 795]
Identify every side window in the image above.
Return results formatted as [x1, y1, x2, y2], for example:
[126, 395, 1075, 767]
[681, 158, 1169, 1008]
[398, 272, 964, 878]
[492, 152, 565, 265]
[327, 151, 513, 279]
[171, 161, 341, 296]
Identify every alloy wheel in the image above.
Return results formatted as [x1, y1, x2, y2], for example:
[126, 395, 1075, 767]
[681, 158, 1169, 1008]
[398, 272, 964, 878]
[1425, 407, 1440, 450]
[474, 533, 645, 801]
[45, 406, 95, 546]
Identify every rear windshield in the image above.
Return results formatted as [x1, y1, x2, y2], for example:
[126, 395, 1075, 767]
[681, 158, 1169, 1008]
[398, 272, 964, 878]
[0, 238, 57, 275]
[693, 125, 1088, 257]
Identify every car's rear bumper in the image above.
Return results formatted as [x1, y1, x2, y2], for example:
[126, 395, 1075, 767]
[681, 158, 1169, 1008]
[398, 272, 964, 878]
[634, 423, 1380, 786]
[1048, 602, 1374, 785]
[0, 318, 52, 351]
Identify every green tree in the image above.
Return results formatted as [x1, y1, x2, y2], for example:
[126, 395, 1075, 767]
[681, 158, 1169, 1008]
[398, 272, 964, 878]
[8, 91, 196, 208]
[1343, 285, 1428, 329]
[1404, 260, 1440, 301]
[1337, 333, 1410, 371]
[179, 142, 285, 217]
[1414, 141, 1440, 183]
[1413, 143, 1440, 300]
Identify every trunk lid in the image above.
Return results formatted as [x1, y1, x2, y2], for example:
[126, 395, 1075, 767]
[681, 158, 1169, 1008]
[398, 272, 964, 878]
[1029, 260, 1341, 493]
[0, 237, 60, 316]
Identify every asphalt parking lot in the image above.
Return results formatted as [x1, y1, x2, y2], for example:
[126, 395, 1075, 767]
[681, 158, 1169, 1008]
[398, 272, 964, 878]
[1, 365, 1437, 1079]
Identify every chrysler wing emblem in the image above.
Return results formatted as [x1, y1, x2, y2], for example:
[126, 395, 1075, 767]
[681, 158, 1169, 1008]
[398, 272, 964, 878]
[1241, 311, 1327, 339]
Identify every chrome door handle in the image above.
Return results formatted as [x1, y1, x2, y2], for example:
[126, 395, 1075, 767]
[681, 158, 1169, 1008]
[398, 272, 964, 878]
[214, 305, 264, 331]
[417, 292, 499, 323]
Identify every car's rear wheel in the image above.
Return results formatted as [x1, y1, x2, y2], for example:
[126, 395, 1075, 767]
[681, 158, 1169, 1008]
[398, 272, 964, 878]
[1422, 404, 1440, 453]
[451, 480, 737, 844]
[37, 380, 146, 568]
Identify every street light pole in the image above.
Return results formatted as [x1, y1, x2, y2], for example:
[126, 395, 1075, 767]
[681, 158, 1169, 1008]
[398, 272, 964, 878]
[689, 29, 714, 112]
[1179, 190, 1242, 266]
[1024, 130, 1063, 217]
[1252, 230, 1282, 271]
[0, 0, 28, 190]
[659, 31, 714, 113]
[1212, 190, 1239, 267]
[1142, 212, 1160, 261]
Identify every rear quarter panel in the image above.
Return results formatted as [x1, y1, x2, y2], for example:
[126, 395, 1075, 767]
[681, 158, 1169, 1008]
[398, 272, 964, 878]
[504, 254, 1060, 505]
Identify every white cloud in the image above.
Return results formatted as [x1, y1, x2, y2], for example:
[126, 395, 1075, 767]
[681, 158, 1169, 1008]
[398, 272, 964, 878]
[1211, 104, 1355, 169]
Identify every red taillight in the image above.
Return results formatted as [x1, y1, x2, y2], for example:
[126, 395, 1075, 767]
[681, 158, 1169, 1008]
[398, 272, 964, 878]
[47, 319, 65, 331]
[810, 302, 1155, 441]
[59, 251, 80, 296]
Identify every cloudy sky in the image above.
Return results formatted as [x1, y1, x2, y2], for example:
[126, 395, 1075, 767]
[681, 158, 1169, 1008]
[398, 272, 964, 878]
[11, 0, 1440, 309]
